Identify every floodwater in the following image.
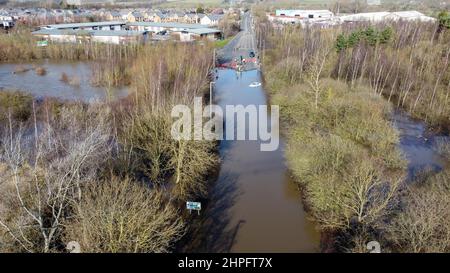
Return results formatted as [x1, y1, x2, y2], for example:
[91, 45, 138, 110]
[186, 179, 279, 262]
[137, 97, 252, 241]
[392, 111, 450, 180]
[182, 69, 320, 253]
[0, 61, 128, 102]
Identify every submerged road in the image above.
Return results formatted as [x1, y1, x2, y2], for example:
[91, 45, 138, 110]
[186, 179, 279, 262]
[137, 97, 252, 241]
[181, 12, 320, 253]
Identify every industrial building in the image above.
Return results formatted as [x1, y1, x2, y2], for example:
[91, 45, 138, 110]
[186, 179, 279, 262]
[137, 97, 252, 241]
[127, 22, 222, 41]
[33, 21, 222, 43]
[32, 29, 148, 45]
[340, 11, 436, 23]
[41, 21, 127, 31]
[275, 10, 334, 19]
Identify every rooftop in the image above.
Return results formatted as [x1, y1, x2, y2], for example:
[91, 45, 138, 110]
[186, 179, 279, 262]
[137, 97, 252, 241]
[127, 22, 207, 29]
[43, 21, 126, 29]
[33, 29, 147, 37]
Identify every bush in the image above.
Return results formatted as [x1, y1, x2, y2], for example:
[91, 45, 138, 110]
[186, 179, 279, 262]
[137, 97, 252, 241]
[0, 92, 33, 122]
[385, 170, 450, 253]
[65, 176, 185, 253]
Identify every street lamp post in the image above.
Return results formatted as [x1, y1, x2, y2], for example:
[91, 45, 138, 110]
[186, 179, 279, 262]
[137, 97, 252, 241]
[210, 81, 215, 119]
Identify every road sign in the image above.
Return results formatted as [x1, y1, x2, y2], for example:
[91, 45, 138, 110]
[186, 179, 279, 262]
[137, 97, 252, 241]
[186, 201, 201, 215]
[186, 201, 201, 211]
[37, 40, 48, 47]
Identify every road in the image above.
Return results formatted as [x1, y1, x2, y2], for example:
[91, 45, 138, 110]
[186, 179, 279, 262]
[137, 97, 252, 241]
[217, 12, 258, 71]
[181, 12, 320, 252]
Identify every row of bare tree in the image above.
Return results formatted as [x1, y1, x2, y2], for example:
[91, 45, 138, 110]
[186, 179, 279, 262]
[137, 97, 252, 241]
[0, 42, 217, 252]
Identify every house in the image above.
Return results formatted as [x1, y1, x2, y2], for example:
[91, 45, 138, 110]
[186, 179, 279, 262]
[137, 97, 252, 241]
[127, 11, 144, 23]
[200, 14, 223, 26]
[106, 11, 122, 21]
[184, 13, 203, 24]
[148, 12, 166, 23]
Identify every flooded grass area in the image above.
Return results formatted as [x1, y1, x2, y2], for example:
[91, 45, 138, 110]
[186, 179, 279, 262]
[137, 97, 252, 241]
[392, 110, 450, 180]
[0, 60, 129, 102]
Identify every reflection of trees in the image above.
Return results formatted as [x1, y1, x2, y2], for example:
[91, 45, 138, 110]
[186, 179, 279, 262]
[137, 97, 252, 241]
[178, 168, 243, 253]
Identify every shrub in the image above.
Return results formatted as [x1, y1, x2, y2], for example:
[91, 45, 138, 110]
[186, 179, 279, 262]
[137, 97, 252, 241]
[65, 176, 185, 253]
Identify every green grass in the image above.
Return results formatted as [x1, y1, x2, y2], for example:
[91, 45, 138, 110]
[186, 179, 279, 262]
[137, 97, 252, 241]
[214, 37, 233, 48]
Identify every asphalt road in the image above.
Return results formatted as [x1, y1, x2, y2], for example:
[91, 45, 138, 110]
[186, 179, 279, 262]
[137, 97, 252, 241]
[217, 12, 258, 70]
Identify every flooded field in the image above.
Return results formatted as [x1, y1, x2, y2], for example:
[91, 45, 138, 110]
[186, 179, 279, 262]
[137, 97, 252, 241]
[0, 61, 128, 102]
[392, 111, 450, 180]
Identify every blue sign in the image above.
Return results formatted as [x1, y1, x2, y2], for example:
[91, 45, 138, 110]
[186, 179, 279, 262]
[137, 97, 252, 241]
[186, 201, 201, 211]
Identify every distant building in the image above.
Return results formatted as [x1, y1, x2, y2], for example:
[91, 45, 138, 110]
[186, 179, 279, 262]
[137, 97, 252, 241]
[275, 10, 334, 19]
[366, 0, 381, 6]
[340, 11, 436, 23]
[41, 21, 127, 31]
[66, 0, 114, 5]
[127, 11, 144, 22]
[0, 14, 14, 28]
[127, 21, 222, 41]
[32, 29, 148, 45]
[200, 14, 224, 26]
[268, 10, 336, 27]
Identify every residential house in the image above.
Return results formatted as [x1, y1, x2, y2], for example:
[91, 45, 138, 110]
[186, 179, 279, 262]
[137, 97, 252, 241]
[200, 14, 223, 26]
[127, 11, 144, 22]
[106, 11, 122, 21]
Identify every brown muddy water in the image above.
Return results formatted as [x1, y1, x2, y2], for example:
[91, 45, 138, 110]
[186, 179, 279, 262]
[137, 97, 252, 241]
[0, 60, 128, 102]
[181, 69, 449, 253]
[181, 69, 321, 253]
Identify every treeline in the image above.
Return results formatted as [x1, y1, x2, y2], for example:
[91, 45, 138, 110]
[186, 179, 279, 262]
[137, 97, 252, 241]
[255, 12, 450, 252]
[334, 21, 450, 132]
[0, 41, 218, 253]
[0, 26, 140, 61]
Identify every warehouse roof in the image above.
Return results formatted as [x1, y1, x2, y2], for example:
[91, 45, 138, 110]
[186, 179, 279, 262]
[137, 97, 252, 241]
[127, 22, 207, 29]
[186, 28, 222, 35]
[43, 21, 126, 29]
[33, 29, 146, 37]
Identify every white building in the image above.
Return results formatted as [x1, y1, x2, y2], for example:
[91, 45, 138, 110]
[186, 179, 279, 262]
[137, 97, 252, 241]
[386, 11, 436, 22]
[275, 10, 334, 19]
[127, 22, 222, 41]
[200, 14, 224, 26]
[41, 21, 127, 31]
[32, 29, 148, 45]
[340, 11, 436, 23]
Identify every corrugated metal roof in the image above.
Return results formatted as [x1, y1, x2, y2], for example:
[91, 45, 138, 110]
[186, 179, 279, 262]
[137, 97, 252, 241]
[127, 22, 207, 29]
[33, 29, 146, 37]
[44, 21, 126, 29]
[187, 28, 221, 35]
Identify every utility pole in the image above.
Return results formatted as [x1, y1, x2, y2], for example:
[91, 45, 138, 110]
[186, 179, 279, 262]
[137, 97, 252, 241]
[209, 81, 215, 119]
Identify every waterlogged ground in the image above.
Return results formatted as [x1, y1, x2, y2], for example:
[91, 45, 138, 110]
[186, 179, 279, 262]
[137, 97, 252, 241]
[0, 61, 128, 102]
[182, 69, 321, 253]
[392, 111, 450, 180]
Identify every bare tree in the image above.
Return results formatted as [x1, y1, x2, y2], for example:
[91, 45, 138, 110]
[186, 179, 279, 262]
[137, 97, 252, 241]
[64, 176, 185, 253]
[0, 106, 111, 252]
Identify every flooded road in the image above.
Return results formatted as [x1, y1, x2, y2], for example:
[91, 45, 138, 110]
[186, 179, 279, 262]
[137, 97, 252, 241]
[0, 61, 128, 102]
[182, 69, 320, 253]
